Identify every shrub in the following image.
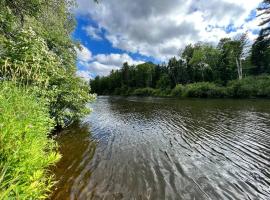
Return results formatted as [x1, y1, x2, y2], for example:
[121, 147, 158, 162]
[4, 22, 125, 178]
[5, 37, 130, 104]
[0, 17, 94, 128]
[0, 82, 60, 199]
[132, 88, 156, 96]
[151, 89, 162, 96]
[227, 75, 270, 98]
[171, 84, 185, 97]
[227, 80, 255, 98]
[184, 82, 225, 98]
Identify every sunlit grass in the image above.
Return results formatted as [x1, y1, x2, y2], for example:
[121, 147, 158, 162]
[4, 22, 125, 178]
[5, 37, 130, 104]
[0, 82, 61, 199]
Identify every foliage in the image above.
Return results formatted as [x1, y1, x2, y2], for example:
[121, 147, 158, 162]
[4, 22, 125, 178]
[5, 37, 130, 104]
[0, 0, 96, 199]
[0, 82, 61, 199]
[132, 88, 156, 96]
[0, 0, 95, 127]
[227, 75, 270, 98]
[258, 0, 270, 27]
[183, 82, 226, 98]
[251, 29, 270, 75]
[171, 84, 184, 97]
[90, 31, 269, 98]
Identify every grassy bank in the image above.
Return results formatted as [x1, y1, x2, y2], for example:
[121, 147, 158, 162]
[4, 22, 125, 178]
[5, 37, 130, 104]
[107, 76, 270, 98]
[0, 83, 60, 199]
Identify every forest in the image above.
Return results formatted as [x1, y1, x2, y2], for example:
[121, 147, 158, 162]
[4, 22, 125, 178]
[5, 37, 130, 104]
[90, 14, 270, 98]
[90, 31, 270, 98]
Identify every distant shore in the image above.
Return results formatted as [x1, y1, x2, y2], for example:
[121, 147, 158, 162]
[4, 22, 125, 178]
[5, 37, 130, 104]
[94, 75, 270, 99]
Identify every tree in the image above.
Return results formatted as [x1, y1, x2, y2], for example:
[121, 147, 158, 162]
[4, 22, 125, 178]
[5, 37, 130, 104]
[122, 62, 130, 86]
[188, 44, 219, 82]
[251, 29, 270, 74]
[258, 0, 270, 29]
[217, 37, 248, 83]
[0, 0, 95, 127]
[249, 0, 270, 75]
[234, 33, 249, 80]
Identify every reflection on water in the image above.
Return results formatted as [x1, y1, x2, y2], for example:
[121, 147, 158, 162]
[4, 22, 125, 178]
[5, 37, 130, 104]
[51, 123, 97, 199]
[51, 96, 270, 200]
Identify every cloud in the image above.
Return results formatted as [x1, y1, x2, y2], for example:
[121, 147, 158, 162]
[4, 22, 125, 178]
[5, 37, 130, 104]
[83, 25, 103, 40]
[76, 70, 93, 80]
[76, 0, 262, 60]
[94, 53, 144, 66]
[86, 61, 119, 77]
[75, 44, 92, 62]
[76, 45, 144, 78]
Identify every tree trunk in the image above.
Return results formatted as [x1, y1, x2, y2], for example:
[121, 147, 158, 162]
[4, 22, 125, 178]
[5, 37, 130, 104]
[239, 59, 243, 80]
[236, 57, 242, 80]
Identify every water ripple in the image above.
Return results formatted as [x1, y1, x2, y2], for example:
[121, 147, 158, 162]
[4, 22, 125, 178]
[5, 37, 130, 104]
[51, 97, 270, 200]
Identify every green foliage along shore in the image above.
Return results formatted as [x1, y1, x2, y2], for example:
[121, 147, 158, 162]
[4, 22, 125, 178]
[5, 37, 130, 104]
[0, 0, 95, 198]
[0, 0, 95, 128]
[0, 83, 61, 199]
[91, 75, 270, 98]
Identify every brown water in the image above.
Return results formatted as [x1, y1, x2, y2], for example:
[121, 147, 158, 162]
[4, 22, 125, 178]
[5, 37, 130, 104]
[51, 96, 270, 200]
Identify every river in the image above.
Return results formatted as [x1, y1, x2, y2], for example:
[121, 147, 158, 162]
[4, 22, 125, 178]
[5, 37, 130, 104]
[51, 96, 270, 200]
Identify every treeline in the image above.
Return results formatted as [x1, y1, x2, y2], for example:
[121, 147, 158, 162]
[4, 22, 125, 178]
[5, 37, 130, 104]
[90, 0, 270, 98]
[90, 30, 270, 97]
[0, 0, 94, 198]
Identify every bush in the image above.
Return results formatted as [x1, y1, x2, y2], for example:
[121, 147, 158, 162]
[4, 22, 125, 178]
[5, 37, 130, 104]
[184, 82, 225, 98]
[227, 75, 270, 98]
[171, 84, 185, 97]
[0, 82, 60, 199]
[0, 16, 94, 129]
[132, 88, 156, 96]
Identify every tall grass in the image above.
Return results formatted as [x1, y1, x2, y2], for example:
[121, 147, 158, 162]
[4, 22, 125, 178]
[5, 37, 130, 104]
[0, 82, 60, 199]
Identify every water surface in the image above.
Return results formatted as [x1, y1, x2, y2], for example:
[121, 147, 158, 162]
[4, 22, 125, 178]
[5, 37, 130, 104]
[51, 96, 270, 200]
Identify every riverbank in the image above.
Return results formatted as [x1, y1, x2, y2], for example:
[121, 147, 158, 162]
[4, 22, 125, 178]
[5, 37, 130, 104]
[0, 83, 61, 199]
[0, 0, 94, 198]
[96, 75, 270, 99]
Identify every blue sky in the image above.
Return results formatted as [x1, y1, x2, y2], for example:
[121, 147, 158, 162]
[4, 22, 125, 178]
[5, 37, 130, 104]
[74, 0, 263, 80]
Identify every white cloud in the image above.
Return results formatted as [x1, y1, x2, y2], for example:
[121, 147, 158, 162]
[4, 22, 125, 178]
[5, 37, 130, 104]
[83, 26, 103, 40]
[76, 45, 144, 78]
[87, 61, 119, 77]
[76, 0, 262, 60]
[76, 70, 93, 80]
[94, 53, 144, 66]
[75, 44, 92, 62]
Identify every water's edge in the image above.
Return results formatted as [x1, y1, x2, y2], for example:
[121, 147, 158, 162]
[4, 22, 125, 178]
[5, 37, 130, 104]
[51, 97, 270, 200]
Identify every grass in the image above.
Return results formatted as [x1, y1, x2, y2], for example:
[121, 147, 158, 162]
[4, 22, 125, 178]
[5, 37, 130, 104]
[0, 82, 60, 199]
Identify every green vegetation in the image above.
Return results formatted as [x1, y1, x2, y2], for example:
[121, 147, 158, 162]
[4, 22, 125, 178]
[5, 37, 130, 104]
[0, 0, 269, 198]
[0, 83, 60, 199]
[0, 0, 95, 198]
[0, 0, 95, 128]
[90, 17, 270, 99]
[183, 82, 226, 98]
[90, 56, 270, 99]
[90, 1, 270, 98]
[227, 76, 270, 98]
[95, 76, 269, 98]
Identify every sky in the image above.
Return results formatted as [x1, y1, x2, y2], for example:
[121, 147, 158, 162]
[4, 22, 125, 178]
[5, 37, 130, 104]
[74, 0, 263, 80]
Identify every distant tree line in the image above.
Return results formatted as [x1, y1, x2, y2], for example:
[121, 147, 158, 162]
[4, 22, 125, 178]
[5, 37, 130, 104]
[90, 32, 270, 95]
[90, 0, 270, 96]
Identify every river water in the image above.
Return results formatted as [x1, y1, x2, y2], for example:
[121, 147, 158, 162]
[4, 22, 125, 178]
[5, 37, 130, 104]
[51, 96, 270, 200]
